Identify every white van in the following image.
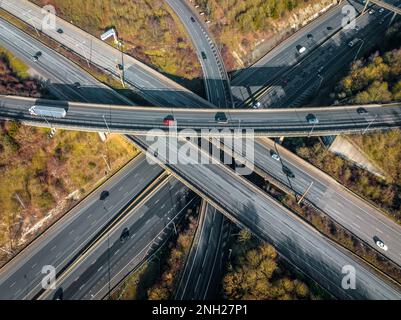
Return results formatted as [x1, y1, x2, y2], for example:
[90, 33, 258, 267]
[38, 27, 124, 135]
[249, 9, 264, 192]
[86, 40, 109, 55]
[296, 45, 306, 54]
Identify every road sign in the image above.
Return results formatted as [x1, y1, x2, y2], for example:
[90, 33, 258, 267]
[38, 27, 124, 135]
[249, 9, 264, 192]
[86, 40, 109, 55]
[100, 28, 117, 43]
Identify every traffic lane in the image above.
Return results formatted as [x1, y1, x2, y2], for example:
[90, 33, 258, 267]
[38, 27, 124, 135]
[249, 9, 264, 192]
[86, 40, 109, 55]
[232, 1, 384, 96]
[231, 0, 372, 93]
[188, 205, 225, 299]
[165, 0, 230, 108]
[269, 3, 398, 108]
[136, 135, 401, 299]
[1, 0, 213, 109]
[1, 95, 401, 134]
[175, 203, 223, 299]
[231, 0, 346, 88]
[256, 138, 401, 266]
[44, 178, 190, 300]
[0, 154, 164, 299]
[0, 18, 133, 105]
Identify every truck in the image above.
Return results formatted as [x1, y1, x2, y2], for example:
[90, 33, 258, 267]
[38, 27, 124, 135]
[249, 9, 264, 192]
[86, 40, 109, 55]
[29, 105, 67, 118]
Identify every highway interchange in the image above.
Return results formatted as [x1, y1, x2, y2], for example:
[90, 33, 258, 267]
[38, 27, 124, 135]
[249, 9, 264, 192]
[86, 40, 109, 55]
[0, 0, 401, 300]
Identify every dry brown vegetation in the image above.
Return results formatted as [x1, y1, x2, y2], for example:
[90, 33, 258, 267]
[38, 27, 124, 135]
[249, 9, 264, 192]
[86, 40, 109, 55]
[0, 48, 41, 97]
[193, 0, 336, 70]
[31, 0, 201, 81]
[0, 46, 137, 264]
[222, 230, 313, 300]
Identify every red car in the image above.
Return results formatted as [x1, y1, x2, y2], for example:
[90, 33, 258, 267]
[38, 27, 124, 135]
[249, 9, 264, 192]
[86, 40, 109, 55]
[163, 115, 175, 126]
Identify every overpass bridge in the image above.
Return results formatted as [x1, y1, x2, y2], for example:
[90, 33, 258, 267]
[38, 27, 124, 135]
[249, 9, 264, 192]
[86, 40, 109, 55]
[1, 95, 401, 137]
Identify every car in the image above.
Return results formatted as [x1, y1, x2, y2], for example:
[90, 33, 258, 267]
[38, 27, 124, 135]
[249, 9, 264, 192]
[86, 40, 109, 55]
[307, 33, 314, 40]
[282, 166, 295, 178]
[296, 45, 306, 54]
[120, 227, 130, 243]
[215, 112, 228, 124]
[116, 63, 123, 71]
[99, 190, 110, 201]
[200, 12, 205, 15]
[306, 113, 319, 124]
[270, 150, 280, 161]
[190, 17, 195, 22]
[369, 9, 375, 15]
[163, 115, 175, 126]
[32, 51, 42, 62]
[317, 66, 324, 74]
[206, 20, 211, 24]
[57, 28, 63, 34]
[357, 107, 368, 114]
[379, 8, 385, 14]
[327, 26, 333, 31]
[354, 25, 360, 32]
[348, 40, 355, 48]
[252, 101, 261, 109]
[201, 51, 207, 59]
[73, 82, 81, 89]
[379, 18, 385, 25]
[374, 236, 388, 251]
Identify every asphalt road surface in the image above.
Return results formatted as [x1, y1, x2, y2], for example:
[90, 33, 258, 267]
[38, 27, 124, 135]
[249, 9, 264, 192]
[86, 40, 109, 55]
[1, 95, 401, 137]
[213, 136, 401, 266]
[256, 0, 401, 108]
[40, 177, 194, 300]
[175, 202, 229, 299]
[230, 0, 388, 105]
[132, 135, 401, 299]
[0, 0, 214, 108]
[0, 154, 164, 299]
[165, 0, 232, 108]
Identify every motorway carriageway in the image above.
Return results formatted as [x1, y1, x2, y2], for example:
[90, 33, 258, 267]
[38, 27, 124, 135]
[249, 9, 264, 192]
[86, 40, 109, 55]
[131, 135, 401, 299]
[0, 154, 165, 299]
[1, 95, 401, 137]
[39, 176, 194, 300]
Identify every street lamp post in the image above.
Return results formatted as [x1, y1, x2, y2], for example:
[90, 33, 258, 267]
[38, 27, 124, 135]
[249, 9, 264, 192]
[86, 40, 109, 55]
[102, 114, 111, 133]
[363, 114, 378, 135]
[118, 40, 125, 88]
[353, 39, 365, 63]
[308, 122, 317, 138]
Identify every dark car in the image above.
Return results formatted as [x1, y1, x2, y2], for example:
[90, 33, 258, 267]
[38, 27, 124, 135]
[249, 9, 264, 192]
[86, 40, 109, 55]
[32, 51, 42, 62]
[307, 33, 314, 40]
[282, 165, 295, 178]
[215, 112, 228, 124]
[190, 16, 195, 22]
[306, 113, 319, 124]
[57, 28, 64, 34]
[201, 51, 207, 59]
[327, 26, 333, 31]
[116, 63, 124, 71]
[99, 190, 110, 201]
[357, 107, 368, 114]
[120, 227, 130, 243]
[73, 82, 81, 89]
